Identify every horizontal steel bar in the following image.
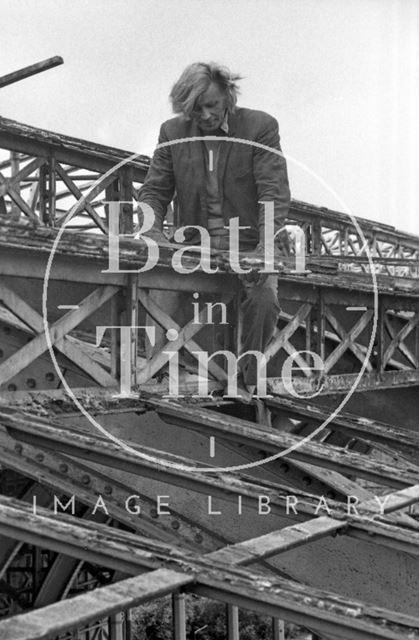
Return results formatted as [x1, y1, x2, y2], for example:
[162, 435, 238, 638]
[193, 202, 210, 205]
[0, 498, 418, 640]
[3, 409, 419, 554]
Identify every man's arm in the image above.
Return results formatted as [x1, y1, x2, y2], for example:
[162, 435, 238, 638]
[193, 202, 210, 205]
[137, 123, 175, 238]
[252, 114, 291, 244]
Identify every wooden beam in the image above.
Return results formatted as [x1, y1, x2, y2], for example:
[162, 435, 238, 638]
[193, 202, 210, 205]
[359, 485, 419, 515]
[208, 516, 347, 566]
[0, 57, 64, 89]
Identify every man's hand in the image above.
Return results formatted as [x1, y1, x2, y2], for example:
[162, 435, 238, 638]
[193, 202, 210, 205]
[244, 242, 283, 264]
[133, 225, 167, 245]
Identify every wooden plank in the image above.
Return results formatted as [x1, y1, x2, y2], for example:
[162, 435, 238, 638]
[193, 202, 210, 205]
[208, 516, 346, 566]
[360, 485, 419, 515]
[0, 56, 63, 89]
[0, 285, 118, 385]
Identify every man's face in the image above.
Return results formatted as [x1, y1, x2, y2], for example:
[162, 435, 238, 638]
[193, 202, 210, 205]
[192, 82, 227, 132]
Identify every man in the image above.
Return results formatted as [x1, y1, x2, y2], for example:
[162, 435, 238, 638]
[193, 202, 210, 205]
[138, 62, 290, 388]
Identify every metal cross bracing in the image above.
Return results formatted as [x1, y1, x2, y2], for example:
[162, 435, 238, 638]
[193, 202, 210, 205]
[1, 489, 419, 640]
[0, 220, 418, 398]
[2, 402, 419, 599]
[0, 116, 419, 639]
[0, 116, 419, 276]
[1, 386, 419, 636]
[0, 470, 121, 631]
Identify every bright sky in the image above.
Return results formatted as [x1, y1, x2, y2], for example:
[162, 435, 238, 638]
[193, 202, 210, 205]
[1, 0, 418, 233]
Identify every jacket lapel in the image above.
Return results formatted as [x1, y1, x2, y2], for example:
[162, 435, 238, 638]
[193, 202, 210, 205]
[218, 110, 237, 187]
[187, 120, 206, 182]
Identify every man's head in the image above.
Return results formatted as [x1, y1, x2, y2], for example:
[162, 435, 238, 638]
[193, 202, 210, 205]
[170, 62, 242, 131]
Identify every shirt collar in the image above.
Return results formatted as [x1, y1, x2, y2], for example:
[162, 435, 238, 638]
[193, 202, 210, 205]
[220, 111, 229, 134]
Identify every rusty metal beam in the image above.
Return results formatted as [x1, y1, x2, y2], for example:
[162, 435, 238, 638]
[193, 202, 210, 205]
[0, 57, 64, 89]
[267, 395, 419, 454]
[0, 499, 418, 640]
[146, 400, 419, 489]
[0, 117, 149, 179]
[2, 417, 419, 556]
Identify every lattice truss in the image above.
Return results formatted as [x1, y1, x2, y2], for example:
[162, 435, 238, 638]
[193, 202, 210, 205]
[0, 151, 146, 233]
[319, 225, 419, 277]
[0, 271, 418, 398]
[0, 115, 418, 277]
[2, 397, 419, 639]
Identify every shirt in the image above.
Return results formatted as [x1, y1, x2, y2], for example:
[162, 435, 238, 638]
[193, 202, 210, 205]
[201, 113, 230, 250]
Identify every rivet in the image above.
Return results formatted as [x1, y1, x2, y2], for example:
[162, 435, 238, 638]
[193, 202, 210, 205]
[81, 474, 90, 485]
[302, 476, 312, 486]
[26, 378, 37, 389]
[104, 485, 113, 495]
[59, 463, 68, 473]
[150, 508, 158, 519]
[194, 533, 203, 544]
[14, 444, 23, 454]
[35, 453, 44, 462]
[45, 372, 55, 382]
[3, 326, 11, 334]
[7, 384, 17, 392]
[279, 463, 289, 473]
[171, 520, 180, 530]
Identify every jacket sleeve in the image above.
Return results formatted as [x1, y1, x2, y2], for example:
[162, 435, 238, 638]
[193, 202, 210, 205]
[252, 115, 290, 241]
[137, 123, 175, 231]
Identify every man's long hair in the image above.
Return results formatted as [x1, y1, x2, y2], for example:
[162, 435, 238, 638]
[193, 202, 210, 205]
[170, 62, 242, 119]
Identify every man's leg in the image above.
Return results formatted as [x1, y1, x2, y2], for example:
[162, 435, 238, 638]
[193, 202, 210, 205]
[240, 274, 280, 385]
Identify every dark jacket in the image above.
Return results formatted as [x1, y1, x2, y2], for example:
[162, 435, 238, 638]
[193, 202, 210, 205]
[138, 107, 290, 248]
